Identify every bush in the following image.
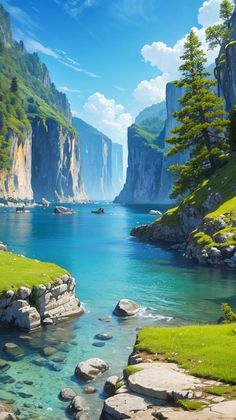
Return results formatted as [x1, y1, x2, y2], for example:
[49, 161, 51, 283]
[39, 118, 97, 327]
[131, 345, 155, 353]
[221, 303, 236, 323]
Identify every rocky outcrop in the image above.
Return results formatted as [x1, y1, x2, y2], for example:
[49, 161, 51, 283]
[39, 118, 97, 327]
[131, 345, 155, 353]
[73, 117, 123, 200]
[0, 274, 83, 331]
[31, 118, 86, 202]
[0, 131, 33, 202]
[113, 299, 141, 317]
[115, 125, 164, 204]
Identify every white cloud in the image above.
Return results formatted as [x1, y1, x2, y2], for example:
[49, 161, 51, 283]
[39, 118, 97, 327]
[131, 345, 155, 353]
[80, 92, 132, 148]
[133, 0, 224, 108]
[24, 39, 58, 58]
[59, 86, 82, 94]
[54, 0, 100, 18]
[198, 0, 222, 27]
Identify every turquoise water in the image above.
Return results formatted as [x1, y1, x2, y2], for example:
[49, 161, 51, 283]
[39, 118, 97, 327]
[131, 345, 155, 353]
[0, 202, 236, 419]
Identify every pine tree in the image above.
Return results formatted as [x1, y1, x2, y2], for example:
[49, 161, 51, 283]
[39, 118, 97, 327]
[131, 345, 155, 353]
[167, 30, 229, 199]
[206, 0, 234, 49]
[229, 106, 236, 151]
[10, 77, 18, 93]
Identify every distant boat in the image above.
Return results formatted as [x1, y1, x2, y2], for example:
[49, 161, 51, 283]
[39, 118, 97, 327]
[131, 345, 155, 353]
[149, 210, 162, 215]
[91, 208, 105, 214]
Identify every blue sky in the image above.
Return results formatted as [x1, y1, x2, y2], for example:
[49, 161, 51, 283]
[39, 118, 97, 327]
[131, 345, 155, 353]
[2, 0, 222, 147]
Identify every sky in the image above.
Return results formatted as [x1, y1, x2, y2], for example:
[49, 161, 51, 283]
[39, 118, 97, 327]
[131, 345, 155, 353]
[1, 0, 224, 150]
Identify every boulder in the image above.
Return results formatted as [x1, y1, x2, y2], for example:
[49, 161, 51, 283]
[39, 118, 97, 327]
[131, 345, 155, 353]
[69, 396, 89, 414]
[101, 393, 149, 419]
[59, 388, 76, 401]
[84, 386, 96, 394]
[41, 346, 57, 357]
[104, 376, 119, 396]
[18, 287, 32, 300]
[0, 403, 16, 420]
[75, 358, 109, 381]
[54, 206, 73, 215]
[113, 299, 140, 317]
[0, 243, 7, 252]
[94, 333, 113, 341]
[15, 306, 41, 330]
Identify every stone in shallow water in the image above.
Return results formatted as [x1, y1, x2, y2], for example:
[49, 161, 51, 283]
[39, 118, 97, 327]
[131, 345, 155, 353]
[41, 346, 57, 357]
[50, 354, 65, 363]
[18, 392, 33, 399]
[33, 358, 48, 367]
[59, 388, 76, 401]
[98, 317, 111, 323]
[0, 359, 10, 373]
[113, 299, 140, 317]
[92, 342, 105, 348]
[70, 339, 79, 346]
[75, 358, 109, 381]
[0, 375, 15, 384]
[50, 363, 63, 372]
[94, 333, 113, 341]
[104, 376, 119, 396]
[19, 335, 32, 342]
[57, 343, 70, 353]
[3, 343, 24, 360]
[102, 393, 149, 419]
[23, 380, 33, 386]
[83, 386, 97, 394]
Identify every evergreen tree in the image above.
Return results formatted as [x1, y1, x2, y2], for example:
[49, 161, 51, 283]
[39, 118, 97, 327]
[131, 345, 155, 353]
[206, 0, 234, 49]
[10, 77, 18, 93]
[167, 30, 229, 199]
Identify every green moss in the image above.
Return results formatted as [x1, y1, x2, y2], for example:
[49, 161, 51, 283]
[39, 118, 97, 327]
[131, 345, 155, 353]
[157, 206, 179, 228]
[115, 380, 124, 390]
[177, 399, 206, 411]
[135, 324, 236, 384]
[206, 385, 236, 399]
[0, 251, 68, 294]
[123, 366, 143, 380]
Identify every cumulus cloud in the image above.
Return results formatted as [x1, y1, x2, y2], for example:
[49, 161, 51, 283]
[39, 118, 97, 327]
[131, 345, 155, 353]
[80, 92, 132, 147]
[133, 0, 224, 108]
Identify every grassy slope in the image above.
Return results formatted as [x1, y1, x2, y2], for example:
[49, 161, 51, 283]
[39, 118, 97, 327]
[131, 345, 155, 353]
[155, 156, 236, 248]
[135, 324, 236, 383]
[0, 251, 67, 294]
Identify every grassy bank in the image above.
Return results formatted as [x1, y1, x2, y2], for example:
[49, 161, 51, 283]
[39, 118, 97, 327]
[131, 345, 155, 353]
[135, 323, 236, 383]
[0, 251, 67, 294]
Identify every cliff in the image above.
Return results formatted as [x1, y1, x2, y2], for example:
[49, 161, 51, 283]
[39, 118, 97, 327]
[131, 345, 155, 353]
[216, 10, 236, 111]
[73, 117, 123, 200]
[0, 5, 86, 203]
[156, 83, 188, 202]
[32, 118, 85, 202]
[115, 124, 164, 204]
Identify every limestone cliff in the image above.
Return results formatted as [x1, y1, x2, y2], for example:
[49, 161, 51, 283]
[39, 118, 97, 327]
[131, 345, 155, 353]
[0, 131, 33, 201]
[115, 125, 164, 204]
[32, 118, 86, 202]
[216, 10, 236, 110]
[73, 117, 123, 200]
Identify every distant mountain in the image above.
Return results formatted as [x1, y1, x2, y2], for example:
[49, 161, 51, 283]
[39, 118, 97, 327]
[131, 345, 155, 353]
[72, 117, 123, 200]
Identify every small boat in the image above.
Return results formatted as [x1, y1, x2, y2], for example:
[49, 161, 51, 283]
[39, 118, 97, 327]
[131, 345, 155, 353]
[91, 207, 105, 214]
[149, 210, 162, 216]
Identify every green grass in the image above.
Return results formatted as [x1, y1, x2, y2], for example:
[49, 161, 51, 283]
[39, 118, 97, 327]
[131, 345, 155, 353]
[0, 251, 67, 294]
[123, 366, 143, 380]
[157, 206, 180, 228]
[206, 385, 236, 398]
[177, 399, 206, 411]
[135, 324, 236, 384]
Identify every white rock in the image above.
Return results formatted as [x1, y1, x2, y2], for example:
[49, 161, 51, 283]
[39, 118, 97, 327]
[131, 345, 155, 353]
[113, 299, 140, 317]
[75, 358, 109, 381]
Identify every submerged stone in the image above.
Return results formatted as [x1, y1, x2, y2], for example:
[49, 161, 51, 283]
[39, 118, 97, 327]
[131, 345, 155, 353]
[92, 342, 105, 348]
[94, 333, 113, 341]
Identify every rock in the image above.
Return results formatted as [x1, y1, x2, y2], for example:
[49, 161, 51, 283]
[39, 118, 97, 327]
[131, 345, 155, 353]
[69, 396, 89, 414]
[94, 333, 113, 341]
[127, 362, 201, 401]
[5, 290, 14, 299]
[18, 287, 31, 299]
[54, 206, 73, 215]
[42, 317, 54, 326]
[0, 243, 7, 252]
[84, 386, 96, 394]
[15, 306, 41, 330]
[61, 274, 70, 282]
[98, 317, 111, 323]
[59, 388, 76, 401]
[3, 343, 24, 360]
[19, 335, 32, 341]
[102, 393, 149, 419]
[0, 359, 10, 373]
[75, 358, 109, 381]
[41, 346, 57, 357]
[33, 357, 48, 367]
[113, 299, 140, 317]
[51, 354, 65, 363]
[149, 210, 162, 215]
[104, 376, 119, 396]
[0, 403, 17, 420]
[92, 342, 105, 347]
[0, 374, 15, 384]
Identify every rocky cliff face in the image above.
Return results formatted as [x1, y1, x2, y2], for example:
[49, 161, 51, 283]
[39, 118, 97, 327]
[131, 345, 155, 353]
[216, 11, 236, 111]
[156, 83, 188, 203]
[115, 125, 164, 204]
[0, 131, 33, 202]
[73, 117, 122, 200]
[32, 118, 86, 202]
[112, 143, 123, 197]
